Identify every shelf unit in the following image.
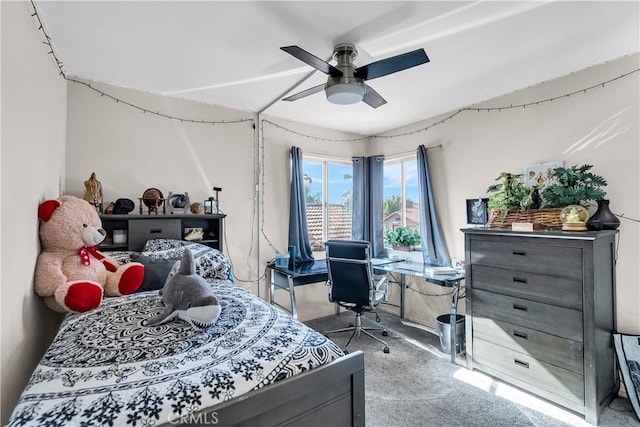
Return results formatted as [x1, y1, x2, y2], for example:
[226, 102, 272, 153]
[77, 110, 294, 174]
[99, 213, 225, 252]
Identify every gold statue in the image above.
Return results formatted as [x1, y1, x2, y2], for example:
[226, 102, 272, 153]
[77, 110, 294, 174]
[83, 172, 103, 213]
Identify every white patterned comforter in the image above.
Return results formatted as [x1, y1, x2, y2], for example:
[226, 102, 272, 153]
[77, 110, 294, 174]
[9, 280, 343, 426]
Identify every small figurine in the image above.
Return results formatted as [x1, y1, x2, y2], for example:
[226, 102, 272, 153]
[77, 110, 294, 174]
[83, 172, 103, 213]
[565, 208, 581, 223]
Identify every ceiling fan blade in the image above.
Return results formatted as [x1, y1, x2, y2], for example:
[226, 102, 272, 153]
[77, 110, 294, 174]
[281, 46, 343, 77]
[355, 49, 429, 81]
[282, 84, 326, 102]
[362, 84, 387, 109]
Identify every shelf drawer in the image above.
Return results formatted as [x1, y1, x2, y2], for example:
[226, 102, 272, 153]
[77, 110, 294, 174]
[473, 316, 583, 374]
[471, 264, 583, 310]
[468, 237, 582, 278]
[472, 289, 583, 342]
[128, 219, 181, 251]
[474, 338, 584, 406]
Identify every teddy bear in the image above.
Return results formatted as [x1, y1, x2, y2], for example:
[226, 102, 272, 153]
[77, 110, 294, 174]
[34, 195, 144, 313]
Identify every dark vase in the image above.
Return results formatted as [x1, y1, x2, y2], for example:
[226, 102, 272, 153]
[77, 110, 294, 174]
[586, 199, 620, 230]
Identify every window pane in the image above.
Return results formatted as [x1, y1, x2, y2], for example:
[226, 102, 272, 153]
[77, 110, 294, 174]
[302, 160, 324, 251]
[383, 157, 420, 249]
[404, 159, 420, 233]
[327, 163, 352, 241]
[383, 161, 402, 233]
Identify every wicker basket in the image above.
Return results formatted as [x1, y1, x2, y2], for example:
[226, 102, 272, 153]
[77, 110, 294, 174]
[487, 208, 563, 229]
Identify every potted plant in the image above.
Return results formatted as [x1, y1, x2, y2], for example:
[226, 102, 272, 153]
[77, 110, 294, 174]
[540, 164, 607, 208]
[486, 172, 541, 216]
[385, 227, 421, 251]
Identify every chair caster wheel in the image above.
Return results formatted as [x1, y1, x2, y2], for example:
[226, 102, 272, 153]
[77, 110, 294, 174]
[383, 347, 390, 354]
[343, 349, 349, 354]
[382, 330, 388, 337]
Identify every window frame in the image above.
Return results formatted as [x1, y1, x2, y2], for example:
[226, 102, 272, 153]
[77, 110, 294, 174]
[302, 153, 353, 251]
[383, 153, 420, 233]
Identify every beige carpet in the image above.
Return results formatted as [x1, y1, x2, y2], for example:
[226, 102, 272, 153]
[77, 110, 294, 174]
[305, 310, 636, 427]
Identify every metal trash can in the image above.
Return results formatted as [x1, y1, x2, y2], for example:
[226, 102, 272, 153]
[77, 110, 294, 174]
[436, 314, 465, 354]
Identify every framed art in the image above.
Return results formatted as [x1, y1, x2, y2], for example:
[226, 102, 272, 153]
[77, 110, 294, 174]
[466, 198, 489, 225]
[523, 161, 563, 187]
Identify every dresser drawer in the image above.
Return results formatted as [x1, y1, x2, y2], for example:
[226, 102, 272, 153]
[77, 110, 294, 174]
[128, 219, 181, 251]
[473, 338, 584, 406]
[471, 264, 583, 310]
[473, 316, 583, 374]
[472, 289, 583, 341]
[468, 236, 582, 278]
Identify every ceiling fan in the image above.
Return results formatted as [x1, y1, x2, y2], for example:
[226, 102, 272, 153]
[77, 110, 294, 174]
[280, 43, 430, 108]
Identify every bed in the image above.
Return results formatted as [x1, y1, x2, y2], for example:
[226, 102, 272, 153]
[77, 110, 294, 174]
[9, 240, 365, 426]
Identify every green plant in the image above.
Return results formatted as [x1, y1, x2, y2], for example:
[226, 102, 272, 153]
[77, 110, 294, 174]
[541, 164, 607, 208]
[486, 172, 540, 214]
[385, 227, 421, 248]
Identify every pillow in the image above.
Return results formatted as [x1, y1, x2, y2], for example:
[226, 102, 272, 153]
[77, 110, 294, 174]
[142, 239, 232, 281]
[103, 251, 136, 266]
[130, 253, 179, 292]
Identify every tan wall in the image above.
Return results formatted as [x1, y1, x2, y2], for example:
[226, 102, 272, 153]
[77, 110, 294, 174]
[371, 54, 640, 333]
[65, 81, 259, 291]
[1, 1, 68, 422]
[259, 115, 367, 320]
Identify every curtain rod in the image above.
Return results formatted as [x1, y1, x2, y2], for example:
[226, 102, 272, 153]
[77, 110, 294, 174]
[382, 144, 443, 161]
[386, 144, 442, 158]
[296, 143, 442, 161]
[299, 150, 353, 162]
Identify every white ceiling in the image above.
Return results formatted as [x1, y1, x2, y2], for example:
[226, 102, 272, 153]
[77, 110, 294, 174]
[36, 1, 639, 135]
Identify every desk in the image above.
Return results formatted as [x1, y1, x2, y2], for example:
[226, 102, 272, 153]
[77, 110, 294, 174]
[267, 258, 465, 363]
[268, 260, 328, 320]
[372, 259, 465, 364]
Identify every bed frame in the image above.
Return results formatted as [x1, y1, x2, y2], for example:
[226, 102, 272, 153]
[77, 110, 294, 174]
[158, 350, 365, 426]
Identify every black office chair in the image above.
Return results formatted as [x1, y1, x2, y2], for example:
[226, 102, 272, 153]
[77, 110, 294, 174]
[324, 240, 390, 353]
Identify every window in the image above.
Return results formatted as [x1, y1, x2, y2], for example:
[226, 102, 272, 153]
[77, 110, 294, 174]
[383, 156, 420, 237]
[302, 156, 353, 252]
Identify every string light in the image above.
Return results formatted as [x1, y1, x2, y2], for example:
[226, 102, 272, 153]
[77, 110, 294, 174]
[32, 0, 638, 135]
[262, 119, 370, 142]
[261, 66, 638, 143]
[31, 1, 639, 286]
[373, 68, 639, 140]
[30, 1, 253, 127]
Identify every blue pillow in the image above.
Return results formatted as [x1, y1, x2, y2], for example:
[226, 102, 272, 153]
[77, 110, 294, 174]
[130, 253, 178, 292]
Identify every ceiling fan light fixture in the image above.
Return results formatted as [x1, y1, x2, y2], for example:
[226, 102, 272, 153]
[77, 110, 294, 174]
[325, 82, 365, 105]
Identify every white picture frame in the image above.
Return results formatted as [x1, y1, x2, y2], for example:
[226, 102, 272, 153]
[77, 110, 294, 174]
[523, 161, 563, 187]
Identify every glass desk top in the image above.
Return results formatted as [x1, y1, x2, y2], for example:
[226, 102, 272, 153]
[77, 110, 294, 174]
[268, 258, 464, 285]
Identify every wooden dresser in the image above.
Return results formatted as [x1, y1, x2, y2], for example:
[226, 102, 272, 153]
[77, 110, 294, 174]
[462, 228, 618, 424]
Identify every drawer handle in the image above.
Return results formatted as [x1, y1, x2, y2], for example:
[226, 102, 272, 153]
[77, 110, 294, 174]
[513, 304, 528, 312]
[512, 250, 527, 256]
[512, 277, 528, 284]
[150, 228, 163, 234]
[513, 330, 528, 340]
[514, 359, 529, 369]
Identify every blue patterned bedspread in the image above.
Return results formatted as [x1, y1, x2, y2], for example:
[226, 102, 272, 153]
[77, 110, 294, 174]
[9, 280, 343, 426]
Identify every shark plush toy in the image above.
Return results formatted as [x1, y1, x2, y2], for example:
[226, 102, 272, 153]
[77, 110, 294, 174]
[147, 248, 222, 330]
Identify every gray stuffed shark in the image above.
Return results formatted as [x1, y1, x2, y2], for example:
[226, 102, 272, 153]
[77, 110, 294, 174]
[146, 248, 222, 330]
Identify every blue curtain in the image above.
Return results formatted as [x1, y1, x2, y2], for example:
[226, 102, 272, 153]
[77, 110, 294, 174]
[288, 147, 314, 263]
[417, 145, 451, 267]
[352, 155, 385, 257]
